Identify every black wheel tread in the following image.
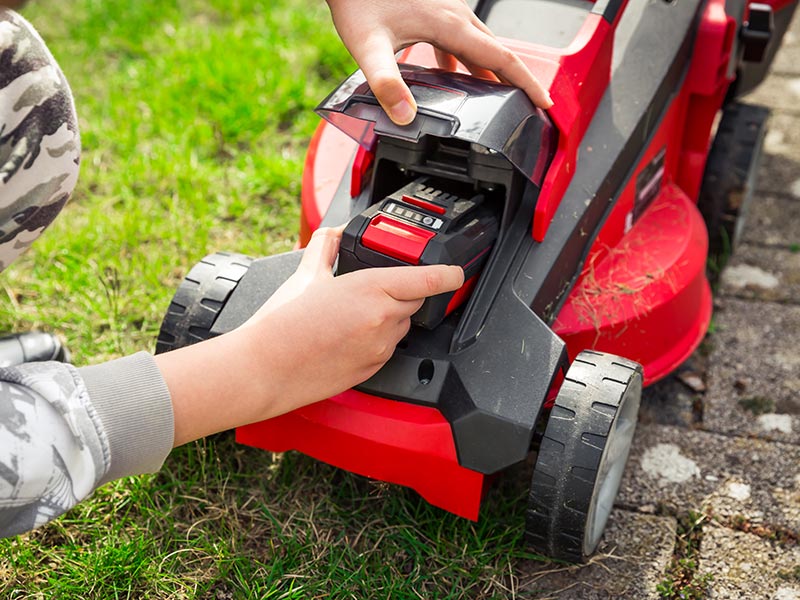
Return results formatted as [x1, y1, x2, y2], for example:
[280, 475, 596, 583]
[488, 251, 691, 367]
[155, 252, 253, 354]
[698, 102, 769, 264]
[525, 350, 643, 563]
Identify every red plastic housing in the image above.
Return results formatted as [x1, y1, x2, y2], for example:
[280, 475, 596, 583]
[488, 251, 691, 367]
[238, 391, 487, 519]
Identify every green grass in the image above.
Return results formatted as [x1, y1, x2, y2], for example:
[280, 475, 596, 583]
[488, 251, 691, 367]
[0, 0, 352, 363]
[0, 1, 552, 597]
[4, 435, 546, 598]
[656, 511, 713, 600]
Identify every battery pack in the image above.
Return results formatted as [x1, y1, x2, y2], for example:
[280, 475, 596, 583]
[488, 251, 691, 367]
[338, 176, 499, 329]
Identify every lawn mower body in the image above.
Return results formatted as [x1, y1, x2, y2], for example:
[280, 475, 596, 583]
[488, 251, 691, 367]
[157, 0, 798, 560]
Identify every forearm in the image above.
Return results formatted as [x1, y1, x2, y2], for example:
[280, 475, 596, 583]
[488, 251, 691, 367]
[155, 328, 285, 447]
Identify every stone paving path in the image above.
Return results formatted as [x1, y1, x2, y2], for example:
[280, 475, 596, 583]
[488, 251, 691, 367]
[517, 13, 800, 600]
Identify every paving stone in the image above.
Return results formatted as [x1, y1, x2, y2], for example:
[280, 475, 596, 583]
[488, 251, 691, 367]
[704, 471, 800, 533]
[744, 73, 800, 115]
[639, 364, 703, 429]
[704, 299, 800, 444]
[618, 425, 800, 533]
[741, 193, 800, 248]
[773, 17, 800, 75]
[518, 510, 677, 600]
[757, 154, 800, 199]
[698, 526, 800, 600]
[719, 245, 800, 303]
[755, 113, 800, 197]
[789, 7, 800, 36]
[762, 112, 800, 160]
[773, 43, 800, 76]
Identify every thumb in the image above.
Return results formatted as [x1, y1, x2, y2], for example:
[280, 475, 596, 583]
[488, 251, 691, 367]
[372, 264, 465, 301]
[298, 226, 343, 277]
[352, 36, 418, 126]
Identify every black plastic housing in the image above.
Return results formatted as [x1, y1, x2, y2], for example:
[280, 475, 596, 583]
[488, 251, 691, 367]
[314, 72, 568, 474]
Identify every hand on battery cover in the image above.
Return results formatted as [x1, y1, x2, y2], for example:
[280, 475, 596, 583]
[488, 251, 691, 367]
[159, 227, 463, 446]
[324, 0, 553, 126]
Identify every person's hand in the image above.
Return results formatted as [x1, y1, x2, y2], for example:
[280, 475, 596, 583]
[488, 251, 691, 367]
[159, 227, 464, 446]
[325, 0, 553, 126]
[238, 227, 464, 411]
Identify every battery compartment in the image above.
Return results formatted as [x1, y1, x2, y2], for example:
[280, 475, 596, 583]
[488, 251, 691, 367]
[359, 134, 535, 337]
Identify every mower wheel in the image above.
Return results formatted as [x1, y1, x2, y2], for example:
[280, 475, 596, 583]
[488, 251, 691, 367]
[525, 350, 642, 563]
[155, 252, 253, 354]
[697, 102, 769, 269]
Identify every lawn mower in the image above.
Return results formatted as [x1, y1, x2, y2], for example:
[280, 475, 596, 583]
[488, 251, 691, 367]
[155, 0, 797, 562]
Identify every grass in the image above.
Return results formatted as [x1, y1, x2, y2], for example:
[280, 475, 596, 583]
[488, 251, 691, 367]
[0, 1, 553, 597]
[4, 435, 546, 598]
[737, 395, 776, 415]
[656, 511, 713, 600]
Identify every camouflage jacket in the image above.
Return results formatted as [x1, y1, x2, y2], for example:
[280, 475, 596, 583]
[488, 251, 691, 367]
[0, 9, 173, 538]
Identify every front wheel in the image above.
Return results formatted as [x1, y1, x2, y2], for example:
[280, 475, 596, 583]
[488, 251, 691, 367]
[525, 350, 643, 563]
[155, 252, 253, 354]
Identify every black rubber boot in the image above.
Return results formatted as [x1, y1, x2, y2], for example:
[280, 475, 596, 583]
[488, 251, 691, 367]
[0, 332, 71, 368]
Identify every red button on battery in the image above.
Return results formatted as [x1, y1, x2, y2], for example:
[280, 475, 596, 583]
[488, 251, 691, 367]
[361, 215, 435, 264]
[401, 194, 447, 215]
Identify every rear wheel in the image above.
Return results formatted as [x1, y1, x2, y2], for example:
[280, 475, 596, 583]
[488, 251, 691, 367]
[698, 102, 769, 270]
[156, 252, 253, 354]
[525, 350, 643, 563]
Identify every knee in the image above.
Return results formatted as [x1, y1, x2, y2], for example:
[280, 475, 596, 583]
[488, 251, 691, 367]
[0, 9, 80, 270]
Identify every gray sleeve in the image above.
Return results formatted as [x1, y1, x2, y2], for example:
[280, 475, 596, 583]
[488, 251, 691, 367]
[0, 353, 174, 538]
[79, 352, 174, 485]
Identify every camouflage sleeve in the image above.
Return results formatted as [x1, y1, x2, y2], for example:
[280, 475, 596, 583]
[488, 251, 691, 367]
[0, 353, 175, 538]
[0, 8, 89, 537]
[0, 8, 80, 270]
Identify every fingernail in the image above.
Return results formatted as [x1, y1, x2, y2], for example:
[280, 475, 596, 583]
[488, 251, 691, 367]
[390, 98, 416, 125]
[544, 92, 554, 108]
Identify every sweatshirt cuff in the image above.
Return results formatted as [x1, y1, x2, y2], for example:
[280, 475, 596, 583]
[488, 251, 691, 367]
[79, 352, 174, 484]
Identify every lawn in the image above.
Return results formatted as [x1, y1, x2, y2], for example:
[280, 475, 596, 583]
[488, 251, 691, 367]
[0, 1, 552, 597]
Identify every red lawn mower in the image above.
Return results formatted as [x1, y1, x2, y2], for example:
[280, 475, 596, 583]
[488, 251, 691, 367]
[156, 0, 797, 562]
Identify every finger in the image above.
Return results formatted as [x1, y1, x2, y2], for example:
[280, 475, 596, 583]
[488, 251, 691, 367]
[470, 14, 497, 39]
[494, 72, 513, 86]
[349, 34, 418, 125]
[375, 264, 465, 301]
[461, 59, 500, 83]
[394, 297, 425, 317]
[436, 29, 553, 108]
[393, 317, 413, 343]
[495, 53, 553, 108]
[298, 227, 343, 276]
[437, 50, 499, 84]
[434, 48, 458, 72]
